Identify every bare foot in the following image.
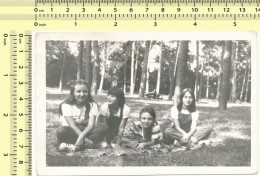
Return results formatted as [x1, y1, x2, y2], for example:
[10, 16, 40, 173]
[190, 137, 198, 144]
[100, 141, 108, 149]
[173, 140, 181, 147]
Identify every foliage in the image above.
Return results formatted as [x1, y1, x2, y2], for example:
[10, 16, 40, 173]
[46, 40, 251, 102]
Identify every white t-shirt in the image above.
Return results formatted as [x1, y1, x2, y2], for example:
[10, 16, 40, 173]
[170, 106, 199, 121]
[61, 103, 99, 126]
[99, 102, 130, 119]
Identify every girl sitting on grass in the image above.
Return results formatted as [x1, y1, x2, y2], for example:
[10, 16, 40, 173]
[129, 106, 162, 149]
[162, 88, 212, 148]
[56, 79, 108, 152]
[97, 87, 130, 148]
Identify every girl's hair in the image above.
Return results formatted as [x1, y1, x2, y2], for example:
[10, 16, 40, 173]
[59, 79, 96, 117]
[108, 87, 125, 108]
[177, 88, 196, 113]
[139, 106, 157, 123]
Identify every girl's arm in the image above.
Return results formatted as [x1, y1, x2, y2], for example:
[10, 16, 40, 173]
[186, 118, 197, 138]
[64, 116, 82, 136]
[171, 106, 186, 136]
[173, 118, 187, 136]
[180, 112, 198, 143]
[128, 122, 141, 147]
[133, 133, 141, 142]
[125, 133, 141, 148]
[75, 113, 96, 146]
[137, 138, 158, 149]
[180, 120, 196, 143]
[116, 118, 128, 145]
[62, 104, 82, 136]
[97, 103, 108, 124]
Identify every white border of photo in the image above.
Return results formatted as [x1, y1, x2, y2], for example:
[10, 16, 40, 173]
[33, 31, 258, 175]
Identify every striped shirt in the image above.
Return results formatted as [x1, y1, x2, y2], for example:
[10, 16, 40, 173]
[130, 121, 162, 142]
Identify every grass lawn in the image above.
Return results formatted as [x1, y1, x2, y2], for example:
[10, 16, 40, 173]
[46, 89, 251, 166]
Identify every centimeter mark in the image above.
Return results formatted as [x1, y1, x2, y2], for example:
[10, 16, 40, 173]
[25, 33, 32, 176]
[8, 32, 32, 176]
[0, 0, 258, 6]
[10, 31, 18, 176]
[2, 13, 259, 21]
[34, 0, 260, 6]
[35, 0, 260, 5]
[33, 13, 260, 21]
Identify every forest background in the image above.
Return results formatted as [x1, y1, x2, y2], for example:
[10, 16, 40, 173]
[46, 40, 251, 107]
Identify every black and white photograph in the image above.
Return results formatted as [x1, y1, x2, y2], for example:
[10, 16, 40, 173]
[35, 32, 258, 175]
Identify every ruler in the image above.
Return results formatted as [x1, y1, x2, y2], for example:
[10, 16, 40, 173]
[0, 0, 260, 29]
[0, 31, 32, 176]
[0, 0, 259, 176]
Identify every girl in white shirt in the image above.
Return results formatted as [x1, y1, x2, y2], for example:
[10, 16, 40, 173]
[97, 87, 130, 148]
[162, 88, 212, 148]
[56, 79, 108, 152]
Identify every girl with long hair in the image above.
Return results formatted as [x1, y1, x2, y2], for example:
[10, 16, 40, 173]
[56, 79, 108, 152]
[97, 87, 130, 148]
[162, 88, 212, 147]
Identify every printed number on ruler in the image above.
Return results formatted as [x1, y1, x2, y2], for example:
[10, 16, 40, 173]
[0, 0, 260, 29]
[0, 31, 32, 176]
[32, 0, 260, 28]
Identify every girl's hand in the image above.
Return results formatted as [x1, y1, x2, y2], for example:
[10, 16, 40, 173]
[180, 134, 190, 144]
[137, 143, 146, 149]
[75, 135, 84, 146]
[115, 136, 122, 145]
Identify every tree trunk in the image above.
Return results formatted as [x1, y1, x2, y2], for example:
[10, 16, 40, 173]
[241, 54, 250, 102]
[173, 41, 189, 106]
[245, 47, 251, 102]
[216, 42, 225, 102]
[206, 74, 209, 98]
[133, 46, 139, 94]
[146, 43, 153, 94]
[240, 74, 246, 101]
[139, 41, 151, 97]
[123, 53, 127, 93]
[245, 69, 250, 102]
[246, 48, 252, 102]
[91, 41, 100, 95]
[77, 41, 84, 80]
[218, 41, 232, 110]
[195, 41, 200, 101]
[156, 42, 163, 94]
[216, 75, 221, 102]
[199, 72, 203, 100]
[168, 41, 180, 100]
[130, 42, 135, 95]
[98, 41, 107, 93]
[172, 41, 180, 95]
[230, 41, 238, 102]
[146, 67, 149, 93]
[59, 42, 68, 92]
[168, 64, 174, 100]
[84, 41, 93, 87]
